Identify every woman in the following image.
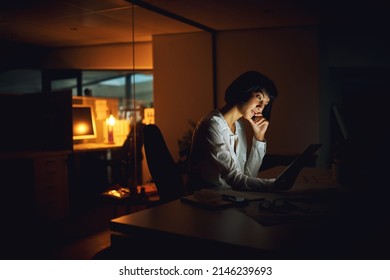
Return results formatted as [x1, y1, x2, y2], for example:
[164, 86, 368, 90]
[187, 70, 278, 192]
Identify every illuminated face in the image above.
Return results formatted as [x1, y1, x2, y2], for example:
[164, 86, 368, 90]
[240, 91, 270, 120]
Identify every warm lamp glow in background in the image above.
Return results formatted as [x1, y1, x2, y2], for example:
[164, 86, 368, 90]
[74, 122, 91, 135]
[106, 113, 116, 143]
[107, 114, 116, 126]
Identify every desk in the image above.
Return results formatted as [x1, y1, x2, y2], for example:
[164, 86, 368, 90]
[69, 142, 125, 213]
[73, 141, 124, 186]
[73, 142, 123, 152]
[109, 167, 390, 259]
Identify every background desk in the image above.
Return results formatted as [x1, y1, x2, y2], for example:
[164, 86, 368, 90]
[69, 142, 124, 213]
[73, 142, 123, 152]
[109, 167, 390, 259]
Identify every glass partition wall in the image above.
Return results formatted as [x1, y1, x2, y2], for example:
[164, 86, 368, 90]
[0, 1, 211, 202]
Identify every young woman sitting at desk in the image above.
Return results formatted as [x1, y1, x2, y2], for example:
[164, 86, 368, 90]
[187, 70, 278, 192]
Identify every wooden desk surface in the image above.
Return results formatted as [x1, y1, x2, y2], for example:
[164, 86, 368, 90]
[110, 199, 339, 259]
[112, 199, 280, 250]
[109, 167, 384, 259]
[73, 142, 123, 152]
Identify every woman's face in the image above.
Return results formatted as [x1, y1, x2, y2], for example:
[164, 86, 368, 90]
[239, 91, 270, 120]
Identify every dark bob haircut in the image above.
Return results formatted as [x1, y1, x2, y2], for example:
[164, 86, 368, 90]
[224, 70, 278, 119]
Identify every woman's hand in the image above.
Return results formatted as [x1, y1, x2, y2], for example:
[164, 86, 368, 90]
[247, 114, 269, 142]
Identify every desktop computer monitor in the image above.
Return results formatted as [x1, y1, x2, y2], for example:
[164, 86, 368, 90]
[72, 104, 97, 140]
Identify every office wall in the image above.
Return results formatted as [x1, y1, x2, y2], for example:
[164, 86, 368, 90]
[42, 42, 153, 69]
[326, 34, 390, 68]
[0, 40, 48, 70]
[153, 32, 214, 161]
[320, 29, 390, 172]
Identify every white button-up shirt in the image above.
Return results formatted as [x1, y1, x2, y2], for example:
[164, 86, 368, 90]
[188, 110, 275, 191]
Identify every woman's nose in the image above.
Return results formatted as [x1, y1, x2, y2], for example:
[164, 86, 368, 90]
[257, 104, 265, 111]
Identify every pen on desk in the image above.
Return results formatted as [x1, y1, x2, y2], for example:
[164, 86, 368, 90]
[247, 197, 266, 202]
[221, 194, 265, 202]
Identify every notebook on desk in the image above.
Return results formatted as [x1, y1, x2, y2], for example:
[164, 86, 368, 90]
[272, 144, 322, 191]
[181, 188, 269, 210]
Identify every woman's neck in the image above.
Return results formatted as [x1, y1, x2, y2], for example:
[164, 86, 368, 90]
[219, 104, 242, 132]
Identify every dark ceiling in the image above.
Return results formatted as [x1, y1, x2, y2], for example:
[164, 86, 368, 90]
[0, 0, 387, 94]
[1, 0, 385, 48]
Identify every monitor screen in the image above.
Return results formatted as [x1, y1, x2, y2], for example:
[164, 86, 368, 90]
[72, 104, 97, 140]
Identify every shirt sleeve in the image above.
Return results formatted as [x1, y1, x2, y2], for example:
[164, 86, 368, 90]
[245, 137, 266, 177]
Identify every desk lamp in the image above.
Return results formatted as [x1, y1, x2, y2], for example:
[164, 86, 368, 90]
[106, 113, 116, 143]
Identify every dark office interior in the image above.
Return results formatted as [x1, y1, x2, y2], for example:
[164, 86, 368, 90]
[0, 0, 389, 260]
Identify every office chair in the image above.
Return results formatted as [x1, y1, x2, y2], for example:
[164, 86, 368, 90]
[143, 124, 184, 204]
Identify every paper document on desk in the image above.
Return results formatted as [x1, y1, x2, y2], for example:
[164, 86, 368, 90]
[181, 189, 233, 210]
[242, 185, 340, 226]
[284, 173, 339, 194]
[244, 199, 336, 226]
[217, 189, 266, 201]
[180, 189, 265, 210]
[260, 166, 339, 194]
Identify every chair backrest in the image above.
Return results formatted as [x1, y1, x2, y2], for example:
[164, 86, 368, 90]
[143, 124, 184, 203]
